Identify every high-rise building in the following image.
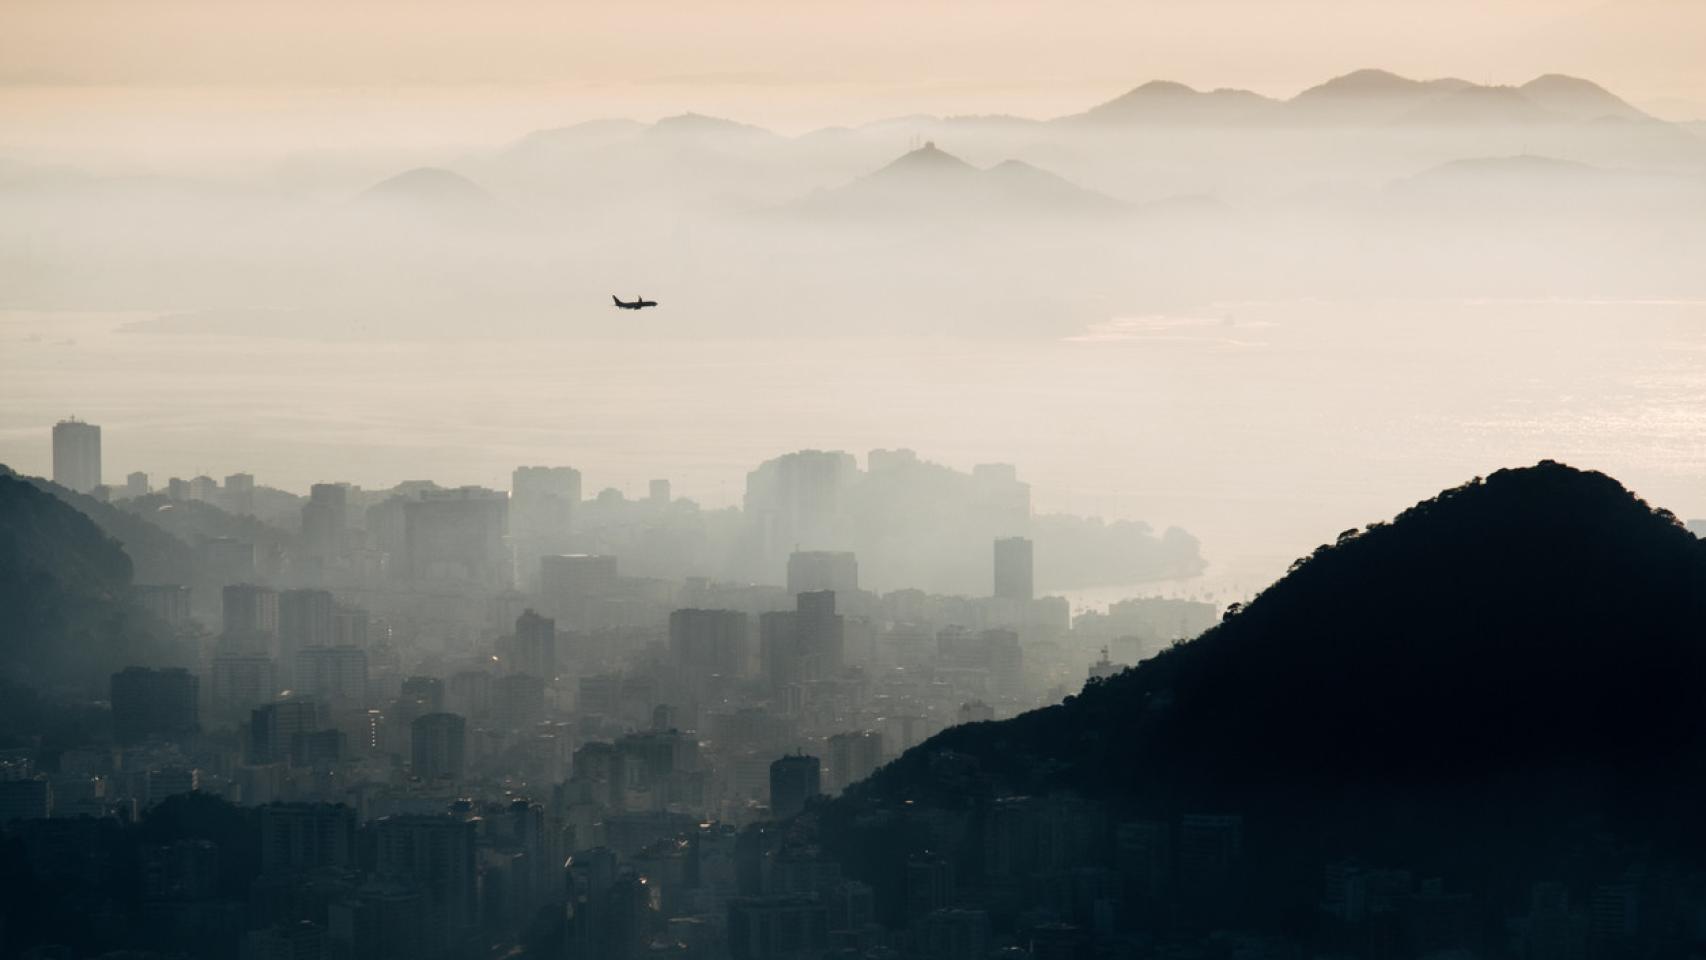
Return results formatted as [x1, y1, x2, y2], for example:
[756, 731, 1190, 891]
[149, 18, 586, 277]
[249, 699, 323, 766]
[0, 778, 53, 822]
[509, 609, 557, 679]
[224, 472, 256, 515]
[301, 483, 350, 557]
[669, 608, 750, 679]
[188, 475, 219, 501]
[993, 537, 1034, 601]
[727, 895, 829, 960]
[144, 767, 198, 806]
[223, 584, 279, 647]
[510, 466, 581, 590]
[403, 487, 511, 590]
[410, 713, 466, 781]
[768, 754, 821, 818]
[327, 882, 427, 960]
[742, 450, 859, 574]
[255, 804, 353, 879]
[539, 553, 619, 623]
[125, 471, 150, 499]
[493, 674, 546, 729]
[446, 670, 492, 719]
[211, 653, 278, 719]
[826, 730, 883, 794]
[371, 816, 478, 949]
[333, 603, 369, 648]
[296, 647, 369, 708]
[111, 667, 200, 745]
[279, 589, 336, 680]
[51, 418, 101, 493]
[242, 921, 326, 960]
[786, 551, 859, 598]
[134, 584, 192, 628]
[398, 676, 445, 717]
[761, 591, 844, 692]
[972, 463, 1032, 535]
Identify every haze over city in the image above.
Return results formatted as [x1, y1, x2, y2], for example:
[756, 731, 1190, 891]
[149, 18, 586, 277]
[2, 3, 1705, 959]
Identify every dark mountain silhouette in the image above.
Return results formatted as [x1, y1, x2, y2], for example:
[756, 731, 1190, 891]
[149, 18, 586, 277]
[0, 464, 194, 585]
[820, 462, 1706, 927]
[0, 473, 186, 689]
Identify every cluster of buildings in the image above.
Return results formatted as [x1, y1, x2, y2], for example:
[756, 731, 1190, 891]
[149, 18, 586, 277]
[7, 418, 1221, 959]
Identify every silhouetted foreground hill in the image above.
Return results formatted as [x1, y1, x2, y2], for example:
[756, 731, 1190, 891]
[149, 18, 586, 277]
[0, 464, 195, 586]
[0, 473, 185, 690]
[820, 462, 1706, 934]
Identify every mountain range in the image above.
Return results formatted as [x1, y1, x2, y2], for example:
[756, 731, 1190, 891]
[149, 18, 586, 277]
[815, 461, 1706, 930]
[1062, 69, 1656, 127]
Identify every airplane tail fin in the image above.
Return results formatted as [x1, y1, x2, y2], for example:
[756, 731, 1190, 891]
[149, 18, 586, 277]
[612, 295, 621, 306]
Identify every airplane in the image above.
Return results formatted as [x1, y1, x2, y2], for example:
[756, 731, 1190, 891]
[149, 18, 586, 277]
[612, 295, 658, 310]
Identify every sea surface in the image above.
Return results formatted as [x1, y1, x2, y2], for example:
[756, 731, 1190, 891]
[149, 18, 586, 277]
[3, 297, 1702, 601]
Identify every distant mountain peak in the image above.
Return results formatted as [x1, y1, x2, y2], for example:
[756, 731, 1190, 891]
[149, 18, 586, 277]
[1520, 73, 1651, 121]
[1295, 68, 1446, 100]
[648, 112, 774, 138]
[872, 141, 977, 178]
[359, 167, 495, 205]
[1131, 79, 1198, 96]
[1069, 79, 1279, 125]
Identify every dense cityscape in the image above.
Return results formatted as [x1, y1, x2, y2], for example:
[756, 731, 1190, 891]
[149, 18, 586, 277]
[6, 4, 1706, 958]
[1, 417, 1216, 960]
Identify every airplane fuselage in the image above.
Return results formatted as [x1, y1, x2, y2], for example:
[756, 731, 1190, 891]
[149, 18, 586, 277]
[613, 295, 657, 310]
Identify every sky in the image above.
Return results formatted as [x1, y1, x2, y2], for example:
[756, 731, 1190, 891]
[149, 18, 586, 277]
[2, 0, 1704, 168]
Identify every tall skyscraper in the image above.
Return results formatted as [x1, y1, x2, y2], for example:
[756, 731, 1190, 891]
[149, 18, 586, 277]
[134, 584, 192, 628]
[769, 754, 822, 818]
[509, 609, 557, 680]
[51, 418, 101, 493]
[211, 653, 278, 719]
[372, 815, 478, 948]
[410, 713, 466, 781]
[110, 667, 200, 745]
[260, 802, 357, 875]
[669, 608, 750, 679]
[279, 588, 336, 681]
[124, 471, 149, 498]
[786, 550, 859, 597]
[301, 483, 350, 557]
[743, 449, 859, 575]
[993, 537, 1034, 601]
[223, 584, 280, 648]
[224, 472, 256, 515]
[249, 699, 323, 765]
[510, 466, 580, 589]
[760, 591, 845, 693]
[539, 553, 619, 623]
[403, 487, 511, 590]
[295, 646, 369, 708]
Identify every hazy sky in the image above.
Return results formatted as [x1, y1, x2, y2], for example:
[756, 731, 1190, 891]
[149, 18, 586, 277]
[3, 0, 1704, 167]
